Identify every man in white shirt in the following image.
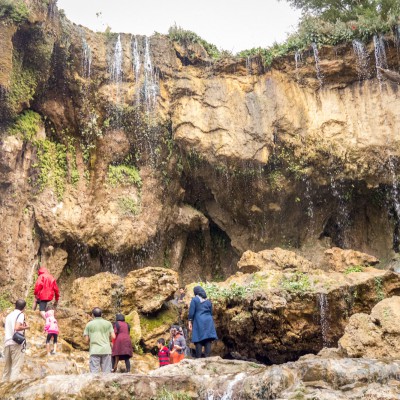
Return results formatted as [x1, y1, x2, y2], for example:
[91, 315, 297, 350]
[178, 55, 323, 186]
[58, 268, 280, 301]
[2, 299, 29, 382]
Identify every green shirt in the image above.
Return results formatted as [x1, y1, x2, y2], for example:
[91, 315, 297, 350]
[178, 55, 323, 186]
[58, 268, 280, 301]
[83, 317, 113, 355]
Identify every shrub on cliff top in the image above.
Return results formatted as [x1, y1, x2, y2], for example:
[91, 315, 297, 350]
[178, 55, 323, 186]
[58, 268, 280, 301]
[168, 24, 220, 59]
[0, 0, 29, 23]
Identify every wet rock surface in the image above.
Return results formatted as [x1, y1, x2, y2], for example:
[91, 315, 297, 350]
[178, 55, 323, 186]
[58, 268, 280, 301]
[339, 295, 400, 358]
[1, 356, 400, 399]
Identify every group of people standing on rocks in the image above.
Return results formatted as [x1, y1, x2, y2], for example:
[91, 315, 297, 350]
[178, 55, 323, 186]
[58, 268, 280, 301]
[2, 266, 59, 381]
[157, 285, 218, 367]
[2, 264, 217, 380]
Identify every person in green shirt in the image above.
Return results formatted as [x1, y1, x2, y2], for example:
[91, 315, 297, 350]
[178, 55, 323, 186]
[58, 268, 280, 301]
[83, 307, 115, 373]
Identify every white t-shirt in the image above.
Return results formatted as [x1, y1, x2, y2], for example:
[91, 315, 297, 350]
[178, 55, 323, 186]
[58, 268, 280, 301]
[4, 309, 25, 347]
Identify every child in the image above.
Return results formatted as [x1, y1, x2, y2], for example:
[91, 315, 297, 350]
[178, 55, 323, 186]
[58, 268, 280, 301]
[157, 338, 170, 367]
[44, 304, 59, 356]
[169, 326, 186, 364]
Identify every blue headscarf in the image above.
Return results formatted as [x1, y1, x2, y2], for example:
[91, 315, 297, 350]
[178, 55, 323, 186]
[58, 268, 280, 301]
[193, 286, 207, 299]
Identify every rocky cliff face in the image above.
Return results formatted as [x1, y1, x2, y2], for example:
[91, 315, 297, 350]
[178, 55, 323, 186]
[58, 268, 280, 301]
[1, 0, 400, 301]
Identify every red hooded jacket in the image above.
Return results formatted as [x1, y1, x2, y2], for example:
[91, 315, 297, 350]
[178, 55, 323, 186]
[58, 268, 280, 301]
[34, 267, 60, 302]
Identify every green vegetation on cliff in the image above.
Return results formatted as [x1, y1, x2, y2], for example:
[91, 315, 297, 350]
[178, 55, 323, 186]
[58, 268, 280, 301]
[34, 140, 68, 200]
[7, 58, 38, 118]
[0, 0, 29, 23]
[168, 24, 220, 59]
[239, 0, 400, 65]
[10, 110, 41, 140]
[107, 164, 142, 188]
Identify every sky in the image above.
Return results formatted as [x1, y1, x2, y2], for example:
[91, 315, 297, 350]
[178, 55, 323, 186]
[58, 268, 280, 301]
[57, 0, 301, 53]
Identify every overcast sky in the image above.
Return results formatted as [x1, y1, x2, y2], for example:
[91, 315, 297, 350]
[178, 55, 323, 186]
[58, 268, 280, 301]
[57, 0, 301, 52]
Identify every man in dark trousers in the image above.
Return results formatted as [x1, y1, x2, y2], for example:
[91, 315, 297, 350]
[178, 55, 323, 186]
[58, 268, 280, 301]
[34, 266, 60, 320]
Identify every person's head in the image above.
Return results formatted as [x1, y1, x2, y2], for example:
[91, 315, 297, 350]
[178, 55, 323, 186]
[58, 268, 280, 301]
[37, 265, 48, 274]
[170, 326, 178, 337]
[92, 307, 102, 318]
[193, 286, 207, 299]
[157, 338, 165, 349]
[15, 299, 26, 311]
[179, 287, 185, 294]
[116, 313, 125, 322]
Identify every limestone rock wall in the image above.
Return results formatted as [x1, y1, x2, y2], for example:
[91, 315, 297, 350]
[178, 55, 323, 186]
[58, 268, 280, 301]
[1, 0, 400, 299]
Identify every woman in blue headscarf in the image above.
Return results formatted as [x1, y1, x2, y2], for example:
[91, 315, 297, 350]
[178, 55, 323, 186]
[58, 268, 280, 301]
[188, 286, 218, 358]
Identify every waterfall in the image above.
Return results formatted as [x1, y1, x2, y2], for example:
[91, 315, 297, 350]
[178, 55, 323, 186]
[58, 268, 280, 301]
[82, 38, 92, 79]
[294, 51, 302, 80]
[311, 43, 323, 87]
[352, 40, 370, 80]
[246, 56, 252, 74]
[143, 36, 159, 111]
[206, 373, 246, 400]
[132, 36, 141, 83]
[318, 293, 329, 347]
[388, 156, 400, 249]
[110, 34, 123, 103]
[373, 35, 387, 83]
[304, 177, 315, 231]
[328, 173, 351, 248]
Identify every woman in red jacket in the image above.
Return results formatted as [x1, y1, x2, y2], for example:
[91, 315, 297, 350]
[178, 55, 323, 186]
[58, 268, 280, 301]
[34, 267, 60, 320]
[111, 314, 133, 373]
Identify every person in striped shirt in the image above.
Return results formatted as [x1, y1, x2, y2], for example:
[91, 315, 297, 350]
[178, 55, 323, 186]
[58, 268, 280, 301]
[157, 338, 170, 367]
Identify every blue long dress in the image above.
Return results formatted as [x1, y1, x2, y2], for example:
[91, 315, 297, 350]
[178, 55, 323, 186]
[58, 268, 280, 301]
[188, 296, 218, 343]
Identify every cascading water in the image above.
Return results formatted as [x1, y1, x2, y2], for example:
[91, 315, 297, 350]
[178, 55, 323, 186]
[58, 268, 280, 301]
[352, 40, 370, 80]
[246, 56, 252, 74]
[110, 34, 123, 103]
[303, 177, 315, 233]
[206, 373, 246, 400]
[329, 176, 350, 248]
[294, 51, 302, 80]
[132, 36, 141, 84]
[311, 43, 323, 86]
[388, 155, 400, 250]
[318, 293, 329, 347]
[82, 38, 92, 79]
[143, 36, 159, 112]
[373, 34, 388, 84]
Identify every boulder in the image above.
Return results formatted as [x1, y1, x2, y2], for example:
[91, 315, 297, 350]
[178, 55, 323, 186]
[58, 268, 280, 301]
[70, 272, 123, 315]
[237, 248, 315, 274]
[323, 247, 379, 272]
[339, 296, 400, 358]
[40, 245, 68, 281]
[122, 267, 178, 314]
[186, 265, 400, 363]
[56, 307, 92, 350]
[140, 305, 180, 350]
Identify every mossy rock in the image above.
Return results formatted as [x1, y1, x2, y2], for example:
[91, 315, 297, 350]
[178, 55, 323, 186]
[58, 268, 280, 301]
[139, 305, 179, 349]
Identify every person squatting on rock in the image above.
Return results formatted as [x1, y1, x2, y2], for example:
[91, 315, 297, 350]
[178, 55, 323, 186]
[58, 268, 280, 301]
[157, 338, 170, 367]
[111, 313, 133, 373]
[84, 307, 115, 373]
[33, 266, 60, 320]
[44, 304, 59, 356]
[188, 286, 218, 358]
[169, 326, 186, 364]
[2, 299, 30, 382]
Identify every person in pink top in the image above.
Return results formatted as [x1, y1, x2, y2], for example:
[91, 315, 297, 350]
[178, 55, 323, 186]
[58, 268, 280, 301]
[44, 304, 59, 356]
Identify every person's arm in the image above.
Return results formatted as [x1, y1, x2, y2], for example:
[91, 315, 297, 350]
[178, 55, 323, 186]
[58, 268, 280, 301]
[34, 276, 43, 298]
[188, 298, 196, 331]
[84, 325, 90, 344]
[53, 280, 60, 303]
[110, 324, 116, 341]
[15, 314, 29, 331]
